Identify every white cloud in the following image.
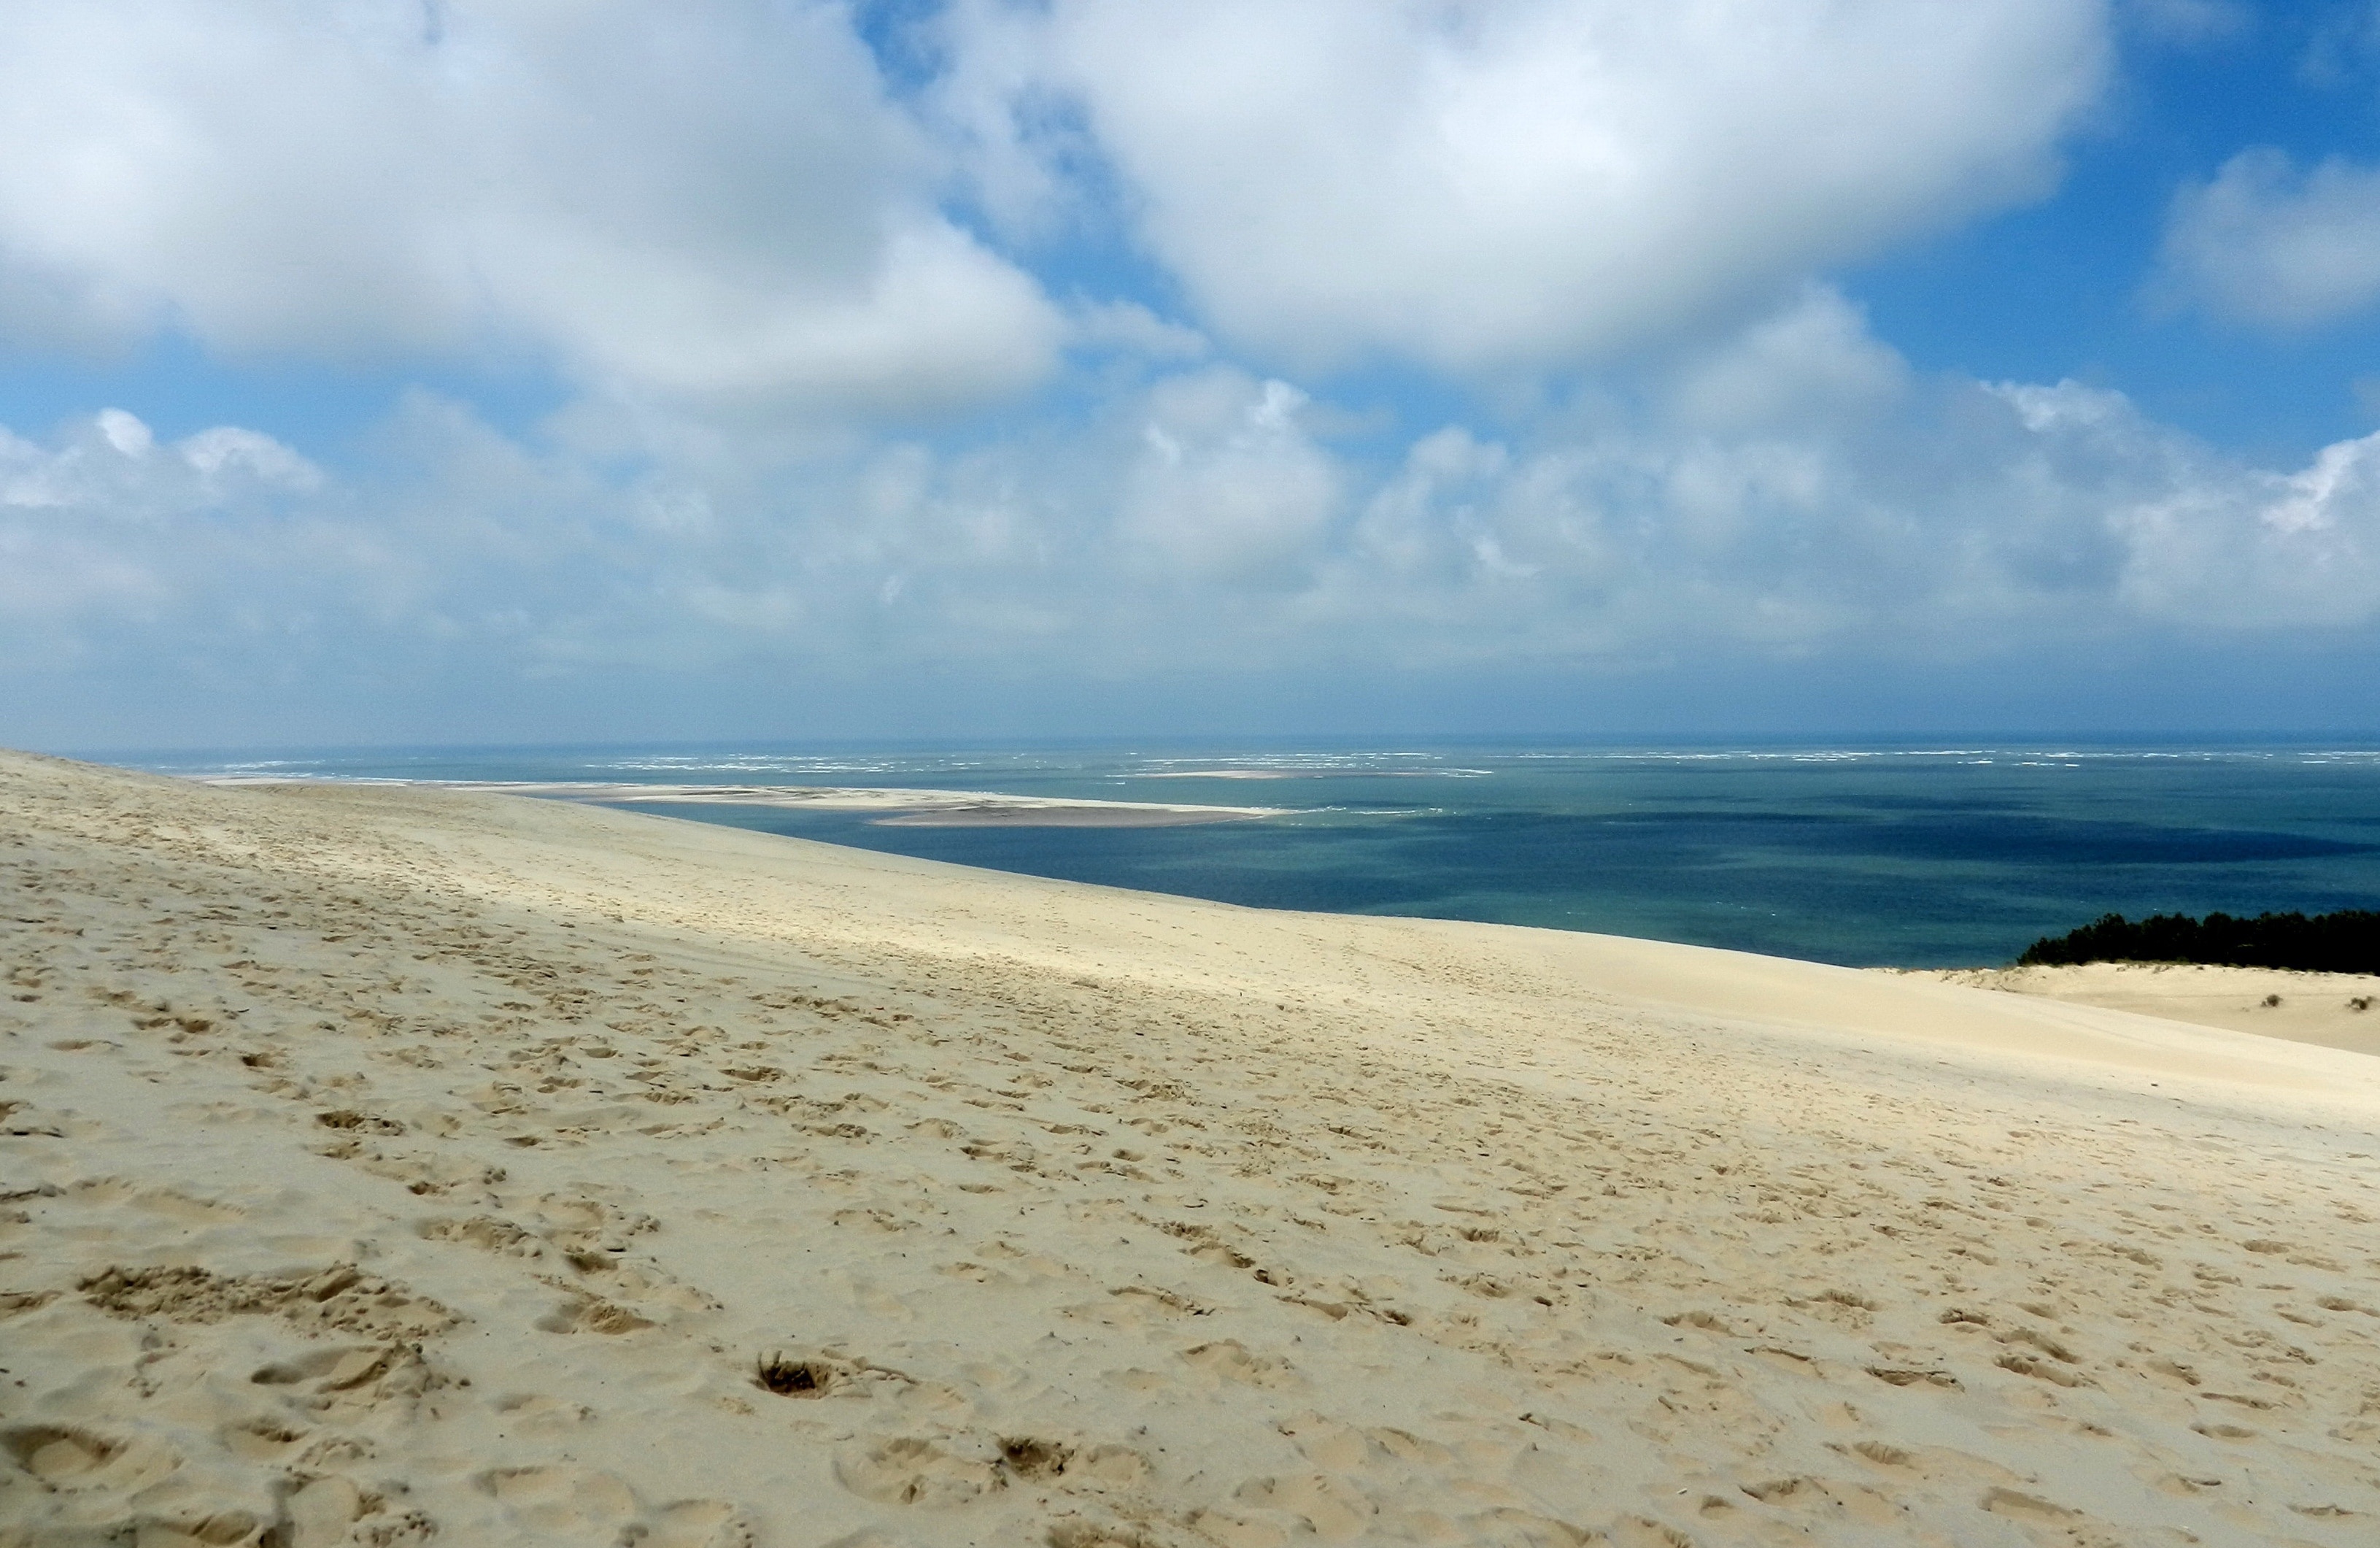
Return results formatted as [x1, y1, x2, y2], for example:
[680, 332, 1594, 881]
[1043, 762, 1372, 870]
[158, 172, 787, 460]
[0, 3, 2120, 417]
[19, 2, 2380, 744]
[0, 1, 1061, 410]
[12, 295, 2378, 735]
[1066, 300, 1210, 362]
[179, 427, 325, 490]
[0, 410, 322, 641]
[1120, 372, 1342, 586]
[2155, 147, 2380, 326]
[945, 0, 2108, 371]
[2003, 381, 2380, 626]
[1661, 286, 1909, 434]
[95, 410, 153, 459]
[1302, 313, 2380, 663]
[1, 409, 322, 520]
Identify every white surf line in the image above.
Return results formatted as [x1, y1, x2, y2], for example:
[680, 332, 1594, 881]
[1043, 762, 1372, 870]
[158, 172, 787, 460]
[191, 775, 1286, 820]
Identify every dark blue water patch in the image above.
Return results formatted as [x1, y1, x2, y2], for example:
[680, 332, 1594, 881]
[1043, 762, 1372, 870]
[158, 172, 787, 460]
[612, 799, 2380, 968]
[615, 804, 1449, 913]
[1376, 809, 2369, 868]
[125, 741, 2380, 970]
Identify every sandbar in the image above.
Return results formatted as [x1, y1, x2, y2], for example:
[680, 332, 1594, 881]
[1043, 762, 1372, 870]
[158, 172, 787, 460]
[196, 775, 1282, 828]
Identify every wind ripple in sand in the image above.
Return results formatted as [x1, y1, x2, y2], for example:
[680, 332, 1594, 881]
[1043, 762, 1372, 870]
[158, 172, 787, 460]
[4, 749, 2379, 1546]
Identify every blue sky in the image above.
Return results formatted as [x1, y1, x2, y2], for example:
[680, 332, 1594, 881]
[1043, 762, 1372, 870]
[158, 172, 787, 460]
[4, 0, 2380, 750]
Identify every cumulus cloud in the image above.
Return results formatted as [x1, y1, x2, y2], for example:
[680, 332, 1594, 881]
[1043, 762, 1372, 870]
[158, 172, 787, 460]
[12, 296, 2377, 739]
[0, 409, 325, 658]
[12, 3, 2380, 742]
[0, 408, 320, 525]
[0, 1, 1060, 409]
[2155, 148, 2380, 326]
[1324, 369, 2380, 666]
[1120, 373, 1341, 587]
[941, 0, 2108, 371]
[2001, 381, 2380, 626]
[0, 1, 2117, 399]
[1661, 286, 1909, 434]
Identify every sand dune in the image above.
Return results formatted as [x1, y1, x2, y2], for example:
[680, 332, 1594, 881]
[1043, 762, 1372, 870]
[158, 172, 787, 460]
[4, 747, 2378, 1547]
[1908, 963, 2380, 1058]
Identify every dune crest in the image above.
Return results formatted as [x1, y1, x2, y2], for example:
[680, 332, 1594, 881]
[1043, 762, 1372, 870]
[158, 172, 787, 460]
[1909, 961, 2380, 1055]
[4, 749, 2377, 1547]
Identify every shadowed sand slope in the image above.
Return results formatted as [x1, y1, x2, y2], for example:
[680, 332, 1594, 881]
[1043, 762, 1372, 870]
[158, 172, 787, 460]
[3, 747, 2378, 1547]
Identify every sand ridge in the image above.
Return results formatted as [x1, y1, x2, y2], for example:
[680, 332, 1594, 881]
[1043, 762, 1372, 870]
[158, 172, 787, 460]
[1907, 963, 2380, 1057]
[4, 749, 2379, 1546]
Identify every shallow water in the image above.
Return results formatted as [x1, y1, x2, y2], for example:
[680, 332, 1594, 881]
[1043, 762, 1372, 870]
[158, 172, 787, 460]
[123, 742, 2380, 967]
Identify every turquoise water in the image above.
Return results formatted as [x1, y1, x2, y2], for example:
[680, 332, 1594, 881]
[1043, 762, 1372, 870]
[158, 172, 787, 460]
[121, 742, 2380, 968]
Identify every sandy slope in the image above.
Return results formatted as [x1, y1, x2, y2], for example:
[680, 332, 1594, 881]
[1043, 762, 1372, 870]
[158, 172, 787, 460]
[1909, 963, 2380, 1057]
[4, 749, 2378, 1548]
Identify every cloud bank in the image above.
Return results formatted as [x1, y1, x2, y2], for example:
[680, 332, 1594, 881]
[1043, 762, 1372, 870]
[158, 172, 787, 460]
[9, 288, 2374, 737]
[0, 1, 2372, 743]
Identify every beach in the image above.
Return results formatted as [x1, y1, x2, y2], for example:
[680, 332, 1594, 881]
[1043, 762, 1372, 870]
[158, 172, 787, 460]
[5, 747, 2379, 1546]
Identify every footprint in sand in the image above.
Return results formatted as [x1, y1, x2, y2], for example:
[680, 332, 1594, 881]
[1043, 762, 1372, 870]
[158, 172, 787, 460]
[479, 1464, 751, 1546]
[534, 1288, 657, 1334]
[3, 1424, 174, 1493]
[243, 1338, 443, 1424]
[1231, 1471, 1375, 1539]
[1045, 1522, 1167, 1548]
[418, 1213, 544, 1258]
[493, 1392, 597, 1431]
[1181, 1339, 1299, 1390]
[627, 1499, 756, 1548]
[77, 1262, 459, 1343]
[279, 1474, 398, 1548]
[482, 1464, 638, 1533]
[220, 1417, 310, 1463]
[1279, 1413, 1454, 1472]
[835, 1435, 1007, 1507]
[250, 1344, 404, 1390]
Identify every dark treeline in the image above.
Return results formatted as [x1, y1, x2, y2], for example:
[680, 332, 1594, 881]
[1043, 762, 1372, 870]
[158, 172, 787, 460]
[2017, 909, 2380, 974]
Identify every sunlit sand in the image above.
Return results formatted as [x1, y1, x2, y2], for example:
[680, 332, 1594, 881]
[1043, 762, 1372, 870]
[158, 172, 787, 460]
[1907, 961, 2380, 1057]
[7, 750, 2377, 1546]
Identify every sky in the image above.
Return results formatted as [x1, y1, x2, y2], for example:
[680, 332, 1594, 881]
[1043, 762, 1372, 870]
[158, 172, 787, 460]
[4, 0, 2380, 750]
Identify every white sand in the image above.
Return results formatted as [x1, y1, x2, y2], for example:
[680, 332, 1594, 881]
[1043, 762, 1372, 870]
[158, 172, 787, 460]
[1906, 963, 2380, 1057]
[5, 748, 2378, 1547]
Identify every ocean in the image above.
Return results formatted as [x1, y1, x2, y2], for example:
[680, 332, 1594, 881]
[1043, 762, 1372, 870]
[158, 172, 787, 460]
[116, 741, 2380, 969]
